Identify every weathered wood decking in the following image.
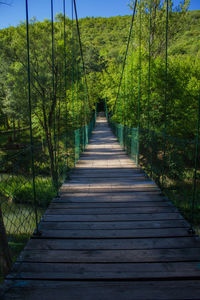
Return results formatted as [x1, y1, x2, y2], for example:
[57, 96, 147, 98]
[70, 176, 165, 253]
[2, 117, 200, 299]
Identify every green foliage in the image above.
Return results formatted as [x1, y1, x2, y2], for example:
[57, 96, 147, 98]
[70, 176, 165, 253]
[0, 175, 57, 207]
[170, 10, 200, 57]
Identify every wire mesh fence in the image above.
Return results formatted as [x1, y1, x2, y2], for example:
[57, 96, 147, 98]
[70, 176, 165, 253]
[139, 129, 200, 228]
[0, 0, 97, 281]
[108, 116, 200, 234]
[108, 118, 139, 164]
[0, 112, 96, 280]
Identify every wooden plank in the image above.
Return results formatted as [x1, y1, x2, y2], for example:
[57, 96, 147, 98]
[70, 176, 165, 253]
[8, 261, 200, 280]
[60, 188, 160, 193]
[61, 190, 162, 194]
[60, 187, 160, 193]
[55, 191, 163, 202]
[53, 197, 166, 203]
[37, 227, 190, 238]
[43, 212, 184, 222]
[54, 192, 164, 203]
[3, 280, 200, 300]
[60, 182, 157, 189]
[49, 201, 171, 208]
[3, 117, 200, 300]
[59, 190, 162, 196]
[17, 248, 200, 263]
[45, 206, 177, 215]
[39, 219, 188, 230]
[67, 180, 154, 187]
[69, 171, 146, 176]
[71, 167, 141, 172]
[70, 173, 146, 178]
[67, 178, 149, 184]
[76, 165, 138, 169]
[26, 237, 200, 250]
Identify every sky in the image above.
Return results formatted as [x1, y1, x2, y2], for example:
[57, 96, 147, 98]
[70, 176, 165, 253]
[0, 0, 200, 29]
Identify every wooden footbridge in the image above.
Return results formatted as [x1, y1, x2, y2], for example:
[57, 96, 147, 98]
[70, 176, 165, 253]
[1, 116, 200, 299]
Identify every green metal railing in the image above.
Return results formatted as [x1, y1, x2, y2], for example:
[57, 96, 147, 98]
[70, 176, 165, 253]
[108, 118, 139, 165]
[74, 113, 96, 164]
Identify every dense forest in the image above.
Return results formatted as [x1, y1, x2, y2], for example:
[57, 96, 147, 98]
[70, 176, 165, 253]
[0, 0, 200, 278]
[79, 9, 200, 139]
[0, 7, 200, 140]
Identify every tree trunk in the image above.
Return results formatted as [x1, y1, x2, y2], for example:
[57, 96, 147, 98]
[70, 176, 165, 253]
[0, 206, 12, 277]
[5, 116, 10, 130]
[42, 101, 58, 187]
[13, 119, 16, 141]
[17, 120, 20, 139]
[45, 129, 58, 187]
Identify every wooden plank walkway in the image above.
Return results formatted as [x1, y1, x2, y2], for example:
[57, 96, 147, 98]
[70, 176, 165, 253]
[2, 116, 200, 299]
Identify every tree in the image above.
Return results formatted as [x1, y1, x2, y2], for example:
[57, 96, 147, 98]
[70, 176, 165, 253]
[0, 19, 73, 184]
[128, 0, 190, 57]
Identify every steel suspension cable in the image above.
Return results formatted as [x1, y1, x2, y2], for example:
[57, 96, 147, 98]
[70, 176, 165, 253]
[137, 0, 142, 166]
[112, 0, 138, 115]
[137, 0, 142, 131]
[73, 0, 90, 116]
[25, 0, 39, 234]
[148, 0, 152, 131]
[76, 33, 79, 128]
[63, 0, 70, 177]
[71, 0, 75, 128]
[51, 0, 58, 190]
[164, 0, 169, 135]
[190, 90, 200, 231]
[118, 78, 122, 123]
[126, 57, 129, 126]
[148, 0, 153, 176]
[63, 0, 67, 96]
[123, 74, 125, 126]
[162, 0, 169, 186]
[131, 31, 134, 124]
[82, 77, 86, 126]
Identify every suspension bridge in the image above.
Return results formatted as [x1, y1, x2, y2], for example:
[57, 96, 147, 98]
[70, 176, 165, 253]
[1, 0, 200, 299]
[2, 116, 200, 299]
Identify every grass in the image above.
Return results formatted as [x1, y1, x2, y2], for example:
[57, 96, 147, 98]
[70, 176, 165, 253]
[2, 201, 45, 234]
[0, 174, 57, 207]
[165, 183, 200, 229]
[145, 164, 200, 232]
